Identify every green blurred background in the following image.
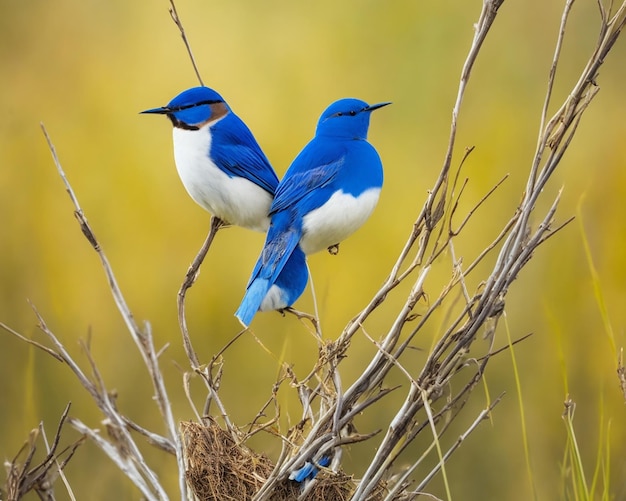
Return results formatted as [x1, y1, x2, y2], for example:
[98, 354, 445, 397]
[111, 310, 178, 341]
[1, 1, 625, 499]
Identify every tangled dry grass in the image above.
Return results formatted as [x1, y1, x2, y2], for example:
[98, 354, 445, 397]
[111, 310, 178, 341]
[181, 420, 376, 501]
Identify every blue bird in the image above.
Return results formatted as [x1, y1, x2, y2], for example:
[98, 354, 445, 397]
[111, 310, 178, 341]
[289, 455, 331, 483]
[141, 86, 279, 232]
[236, 98, 390, 327]
[141, 86, 309, 311]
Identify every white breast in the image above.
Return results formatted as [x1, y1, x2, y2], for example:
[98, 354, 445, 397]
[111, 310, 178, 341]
[172, 125, 273, 232]
[300, 188, 381, 255]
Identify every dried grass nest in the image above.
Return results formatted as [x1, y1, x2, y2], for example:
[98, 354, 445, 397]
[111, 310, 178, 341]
[180, 420, 387, 501]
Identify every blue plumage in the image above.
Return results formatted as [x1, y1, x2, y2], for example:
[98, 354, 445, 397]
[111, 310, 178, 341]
[208, 110, 279, 195]
[289, 455, 331, 483]
[236, 242, 308, 325]
[141, 86, 279, 231]
[141, 86, 308, 313]
[236, 98, 390, 326]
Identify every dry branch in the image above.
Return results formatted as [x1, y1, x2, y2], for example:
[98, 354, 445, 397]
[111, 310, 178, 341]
[246, 1, 626, 499]
[3, 404, 84, 501]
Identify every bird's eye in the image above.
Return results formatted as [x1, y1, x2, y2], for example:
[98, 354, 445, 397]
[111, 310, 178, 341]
[349, 110, 357, 116]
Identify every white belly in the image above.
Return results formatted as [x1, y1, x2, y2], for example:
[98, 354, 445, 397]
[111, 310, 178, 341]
[172, 126, 273, 232]
[300, 188, 381, 255]
[259, 284, 288, 311]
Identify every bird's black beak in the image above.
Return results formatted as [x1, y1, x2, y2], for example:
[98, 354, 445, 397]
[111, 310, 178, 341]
[139, 106, 170, 115]
[365, 102, 392, 112]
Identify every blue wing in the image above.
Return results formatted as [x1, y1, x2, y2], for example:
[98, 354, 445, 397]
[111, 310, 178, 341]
[270, 139, 348, 216]
[210, 113, 279, 195]
[270, 137, 383, 218]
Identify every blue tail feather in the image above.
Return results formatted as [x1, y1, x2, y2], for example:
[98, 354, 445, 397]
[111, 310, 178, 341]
[267, 246, 308, 310]
[235, 278, 270, 327]
[236, 216, 305, 326]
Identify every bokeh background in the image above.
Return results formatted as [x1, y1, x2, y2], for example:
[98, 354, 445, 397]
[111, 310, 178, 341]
[1, 1, 625, 499]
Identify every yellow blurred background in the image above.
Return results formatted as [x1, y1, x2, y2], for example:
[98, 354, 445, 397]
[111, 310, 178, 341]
[1, 1, 625, 499]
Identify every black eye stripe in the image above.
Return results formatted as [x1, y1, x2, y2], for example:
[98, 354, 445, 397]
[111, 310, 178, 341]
[167, 99, 221, 112]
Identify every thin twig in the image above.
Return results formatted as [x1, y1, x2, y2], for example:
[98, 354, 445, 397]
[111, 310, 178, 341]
[0, 321, 64, 362]
[177, 215, 224, 369]
[411, 394, 504, 496]
[168, 0, 204, 85]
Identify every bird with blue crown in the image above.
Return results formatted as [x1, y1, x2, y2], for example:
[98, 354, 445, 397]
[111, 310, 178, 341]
[141, 86, 309, 313]
[236, 98, 390, 327]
